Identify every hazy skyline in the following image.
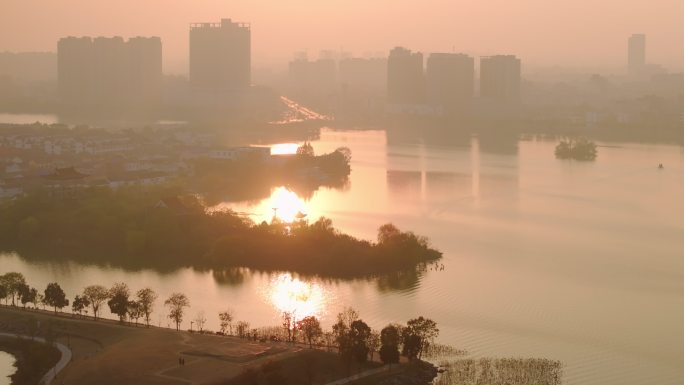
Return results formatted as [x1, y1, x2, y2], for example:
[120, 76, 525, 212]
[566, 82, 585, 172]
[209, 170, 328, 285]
[3, 0, 684, 74]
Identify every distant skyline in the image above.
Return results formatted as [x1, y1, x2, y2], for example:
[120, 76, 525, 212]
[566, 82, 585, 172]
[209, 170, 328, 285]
[3, 0, 684, 74]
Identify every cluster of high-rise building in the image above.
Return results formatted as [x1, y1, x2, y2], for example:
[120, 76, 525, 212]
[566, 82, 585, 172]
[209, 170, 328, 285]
[189, 18, 251, 92]
[58, 36, 162, 108]
[387, 47, 520, 116]
[57, 18, 252, 111]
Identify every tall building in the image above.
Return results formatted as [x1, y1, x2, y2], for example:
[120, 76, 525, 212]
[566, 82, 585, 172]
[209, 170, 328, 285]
[92, 37, 128, 104]
[338, 57, 387, 91]
[479, 55, 521, 102]
[127, 37, 163, 104]
[288, 55, 337, 93]
[57, 36, 162, 107]
[426, 53, 474, 111]
[189, 18, 251, 91]
[58, 37, 94, 104]
[387, 47, 425, 105]
[628, 34, 646, 75]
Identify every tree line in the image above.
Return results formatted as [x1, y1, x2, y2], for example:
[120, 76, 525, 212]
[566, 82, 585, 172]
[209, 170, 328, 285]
[0, 186, 442, 278]
[1, 272, 441, 367]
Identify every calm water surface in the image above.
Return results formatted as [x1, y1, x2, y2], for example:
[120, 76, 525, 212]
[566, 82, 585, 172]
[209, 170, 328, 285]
[2, 129, 683, 385]
[0, 351, 15, 385]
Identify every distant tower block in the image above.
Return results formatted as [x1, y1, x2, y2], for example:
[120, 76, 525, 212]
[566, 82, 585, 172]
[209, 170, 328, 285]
[628, 33, 646, 75]
[189, 18, 251, 91]
[479, 55, 521, 102]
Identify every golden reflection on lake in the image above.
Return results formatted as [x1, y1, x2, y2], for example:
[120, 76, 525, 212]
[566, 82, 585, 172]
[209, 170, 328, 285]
[267, 187, 309, 223]
[269, 143, 299, 155]
[267, 273, 327, 319]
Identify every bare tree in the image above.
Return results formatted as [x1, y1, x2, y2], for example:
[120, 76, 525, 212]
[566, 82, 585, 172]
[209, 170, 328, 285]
[219, 309, 234, 335]
[164, 293, 190, 331]
[136, 288, 158, 327]
[367, 330, 380, 361]
[194, 311, 207, 332]
[82, 285, 109, 320]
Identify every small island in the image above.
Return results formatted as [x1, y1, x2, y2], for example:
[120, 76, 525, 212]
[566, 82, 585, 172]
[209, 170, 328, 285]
[554, 137, 598, 161]
[0, 187, 441, 278]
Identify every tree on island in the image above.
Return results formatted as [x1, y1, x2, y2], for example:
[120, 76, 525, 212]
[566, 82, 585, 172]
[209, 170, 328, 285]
[379, 324, 402, 367]
[43, 282, 69, 313]
[219, 309, 234, 335]
[555, 137, 597, 161]
[107, 282, 131, 323]
[82, 285, 109, 320]
[296, 316, 323, 348]
[165, 292, 190, 331]
[136, 288, 158, 327]
[296, 142, 315, 157]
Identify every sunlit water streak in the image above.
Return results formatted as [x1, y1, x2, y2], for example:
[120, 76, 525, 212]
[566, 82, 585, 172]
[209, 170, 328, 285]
[2, 129, 683, 384]
[0, 351, 15, 385]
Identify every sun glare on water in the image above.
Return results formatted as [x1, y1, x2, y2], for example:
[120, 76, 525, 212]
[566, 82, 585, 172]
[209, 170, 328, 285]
[269, 187, 308, 223]
[270, 143, 299, 155]
[268, 273, 326, 319]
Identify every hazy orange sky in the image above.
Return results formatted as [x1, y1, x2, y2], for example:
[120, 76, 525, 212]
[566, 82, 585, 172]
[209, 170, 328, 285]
[2, 0, 683, 74]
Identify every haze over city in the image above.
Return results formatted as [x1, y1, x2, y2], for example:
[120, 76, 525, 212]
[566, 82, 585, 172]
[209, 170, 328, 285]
[1, 2, 683, 385]
[4, 0, 684, 73]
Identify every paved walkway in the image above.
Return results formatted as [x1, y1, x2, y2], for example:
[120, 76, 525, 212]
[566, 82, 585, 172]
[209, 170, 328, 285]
[0, 332, 72, 385]
[323, 365, 390, 385]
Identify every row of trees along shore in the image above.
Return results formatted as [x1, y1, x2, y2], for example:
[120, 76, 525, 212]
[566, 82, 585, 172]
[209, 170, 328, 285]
[0, 187, 441, 278]
[1, 272, 451, 366]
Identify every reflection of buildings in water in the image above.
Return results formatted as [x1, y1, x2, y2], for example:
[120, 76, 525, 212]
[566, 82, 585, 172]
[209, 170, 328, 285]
[425, 171, 471, 202]
[385, 124, 471, 147]
[386, 170, 422, 199]
[477, 172, 519, 201]
[472, 138, 520, 201]
[477, 133, 519, 155]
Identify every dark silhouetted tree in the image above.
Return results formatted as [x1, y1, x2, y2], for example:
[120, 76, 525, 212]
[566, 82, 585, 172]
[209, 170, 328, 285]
[107, 282, 130, 323]
[379, 324, 401, 367]
[72, 295, 89, 317]
[44, 283, 69, 313]
[403, 316, 439, 360]
[1, 272, 26, 306]
[350, 320, 371, 365]
[297, 316, 323, 348]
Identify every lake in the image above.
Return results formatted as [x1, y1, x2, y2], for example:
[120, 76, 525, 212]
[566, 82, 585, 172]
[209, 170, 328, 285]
[0, 351, 15, 385]
[1, 128, 683, 385]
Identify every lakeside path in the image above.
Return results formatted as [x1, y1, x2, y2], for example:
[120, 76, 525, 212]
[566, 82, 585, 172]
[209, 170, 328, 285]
[0, 332, 72, 385]
[0, 306, 399, 385]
